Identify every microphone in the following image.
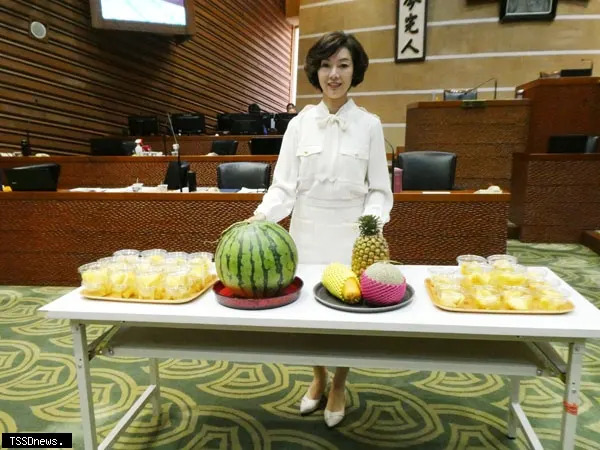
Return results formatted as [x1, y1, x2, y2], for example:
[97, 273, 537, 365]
[167, 113, 183, 193]
[462, 77, 497, 100]
[21, 129, 32, 156]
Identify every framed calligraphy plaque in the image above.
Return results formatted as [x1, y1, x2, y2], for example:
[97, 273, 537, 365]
[395, 0, 427, 63]
[500, 0, 558, 22]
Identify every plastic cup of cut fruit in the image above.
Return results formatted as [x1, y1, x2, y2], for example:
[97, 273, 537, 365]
[165, 252, 189, 266]
[502, 286, 533, 310]
[141, 249, 168, 265]
[461, 264, 492, 290]
[79, 262, 110, 296]
[189, 252, 213, 264]
[136, 266, 165, 300]
[109, 263, 137, 298]
[487, 254, 518, 270]
[491, 264, 528, 287]
[164, 267, 190, 300]
[427, 267, 459, 287]
[472, 285, 502, 310]
[456, 255, 488, 275]
[113, 249, 140, 264]
[534, 287, 571, 311]
[435, 285, 466, 308]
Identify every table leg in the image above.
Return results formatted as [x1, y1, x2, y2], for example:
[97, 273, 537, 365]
[560, 341, 585, 450]
[149, 358, 161, 416]
[506, 377, 520, 439]
[71, 322, 98, 450]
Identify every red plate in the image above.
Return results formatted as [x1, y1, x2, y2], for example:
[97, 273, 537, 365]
[213, 277, 303, 310]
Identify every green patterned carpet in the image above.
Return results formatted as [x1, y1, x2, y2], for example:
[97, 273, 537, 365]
[1, 241, 599, 449]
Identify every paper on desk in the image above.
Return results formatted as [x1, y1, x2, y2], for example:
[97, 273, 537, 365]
[239, 187, 267, 193]
[70, 187, 106, 192]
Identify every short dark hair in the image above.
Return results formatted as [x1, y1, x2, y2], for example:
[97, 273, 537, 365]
[286, 102, 295, 110]
[304, 31, 369, 92]
[248, 103, 261, 114]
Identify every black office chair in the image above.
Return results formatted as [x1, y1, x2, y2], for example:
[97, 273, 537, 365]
[587, 136, 600, 153]
[211, 140, 238, 155]
[216, 162, 271, 190]
[396, 151, 457, 190]
[548, 135, 599, 154]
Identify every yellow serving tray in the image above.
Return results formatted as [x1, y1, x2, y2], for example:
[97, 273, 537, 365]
[425, 278, 574, 314]
[83, 275, 217, 304]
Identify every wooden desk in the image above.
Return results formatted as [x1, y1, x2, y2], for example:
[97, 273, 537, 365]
[0, 191, 508, 285]
[134, 134, 284, 156]
[516, 77, 600, 153]
[405, 100, 530, 190]
[510, 153, 600, 242]
[0, 156, 278, 189]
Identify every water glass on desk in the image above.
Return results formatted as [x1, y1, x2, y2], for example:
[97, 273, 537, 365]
[393, 167, 403, 192]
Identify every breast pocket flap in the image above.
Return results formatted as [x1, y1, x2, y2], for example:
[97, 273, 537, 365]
[296, 145, 322, 157]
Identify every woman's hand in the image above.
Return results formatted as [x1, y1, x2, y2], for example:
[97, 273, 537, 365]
[246, 213, 266, 222]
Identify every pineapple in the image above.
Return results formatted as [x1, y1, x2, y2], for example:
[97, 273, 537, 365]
[351, 215, 390, 276]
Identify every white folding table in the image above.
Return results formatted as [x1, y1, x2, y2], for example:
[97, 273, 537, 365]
[39, 265, 600, 450]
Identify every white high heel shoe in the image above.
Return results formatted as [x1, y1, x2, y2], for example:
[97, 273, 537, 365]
[299, 381, 328, 415]
[324, 407, 345, 428]
[324, 388, 345, 427]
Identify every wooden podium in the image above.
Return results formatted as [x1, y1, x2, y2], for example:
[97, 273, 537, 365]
[516, 76, 600, 153]
[405, 100, 531, 190]
[510, 152, 600, 243]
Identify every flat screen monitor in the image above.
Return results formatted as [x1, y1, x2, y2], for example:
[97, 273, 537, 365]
[163, 161, 190, 190]
[229, 114, 265, 135]
[548, 135, 589, 154]
[3, 163, 60, 191]
[171, 113, 205, 135]
[128, 116, 160, 136]
[89, 0, 196, 36]
[90, 138, 136, 156]
[216, 113, 232, 133]
[274, 113, 297, 134]
[250, 137, 283, 155]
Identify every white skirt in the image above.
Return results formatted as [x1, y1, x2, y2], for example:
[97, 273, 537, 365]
[289, 196, 364, 265]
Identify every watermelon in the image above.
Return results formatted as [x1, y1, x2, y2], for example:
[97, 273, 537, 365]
[215, 220, 298, 298]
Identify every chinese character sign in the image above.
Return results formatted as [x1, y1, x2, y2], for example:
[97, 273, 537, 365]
[396, 0, 427, 62]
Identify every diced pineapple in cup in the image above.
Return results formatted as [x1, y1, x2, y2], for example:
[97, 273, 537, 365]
[109, 264, 137, 298]
[189, 252, 213, 270]
[141, 249, 168, 266]
[502, 286, 532, 310]
[164, 268, 190, 300]
[436, 287, 466, 308]
[79, 262, 110, 296]
[472, 285, 502, 310]
[490, 264, 527, 287]
[535, 287, 571, 311]
[113, 249, 140, 264]
[136, 266, 164, 300]
[461, 265, 492, 290]
[427, 267, 460, 288]
[456, 255, 487, 275]
[487, 254, 518, 270]
[165, 252, 189, 267]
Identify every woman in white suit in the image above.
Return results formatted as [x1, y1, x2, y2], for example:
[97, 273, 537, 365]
[249, 31, 393, 427]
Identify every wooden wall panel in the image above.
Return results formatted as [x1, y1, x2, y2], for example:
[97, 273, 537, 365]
[0, 0, 293, 155]
[297, 0, 600, 151]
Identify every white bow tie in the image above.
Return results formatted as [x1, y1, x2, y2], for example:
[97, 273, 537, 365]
[317, 114, 347, 131]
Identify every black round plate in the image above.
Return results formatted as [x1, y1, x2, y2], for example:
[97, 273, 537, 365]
[313, 283, 414, 313]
